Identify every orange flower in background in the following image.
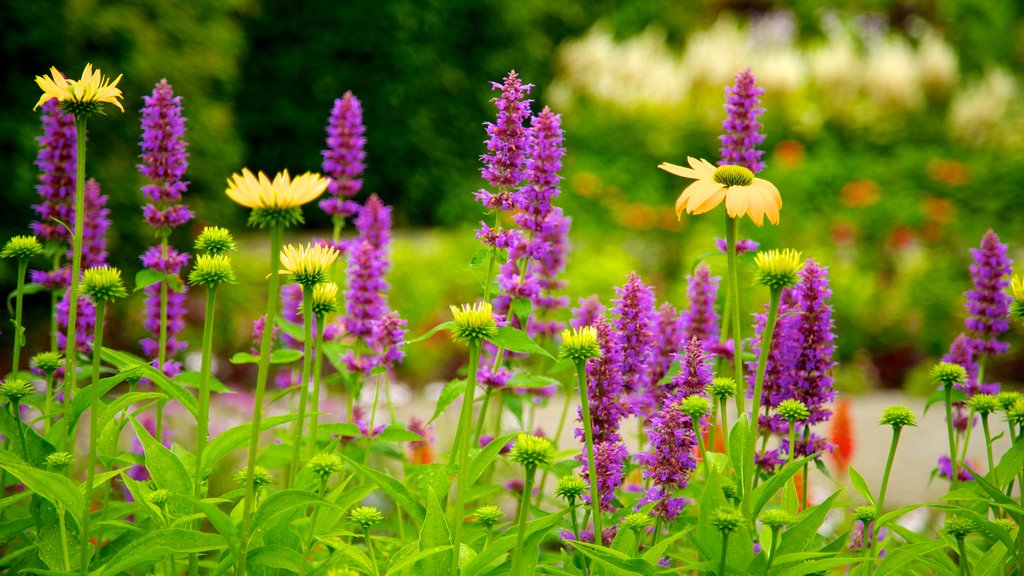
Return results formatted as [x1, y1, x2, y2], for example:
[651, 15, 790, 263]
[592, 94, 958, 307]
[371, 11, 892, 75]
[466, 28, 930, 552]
[774, 139, 805, 168]
[927, 159, 969, 186]
[840, 179, 880, 208]
[923, 197, 955, 224]
[829, 397, 854, 477]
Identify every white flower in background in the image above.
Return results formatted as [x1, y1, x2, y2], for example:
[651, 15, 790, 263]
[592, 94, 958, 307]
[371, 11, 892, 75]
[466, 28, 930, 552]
[752, 47, 805, 94]
[865, 36, 923, 111]
[917, 26, 958, 97]
[809, 31, 862, 105]
[950, 68, 1017, 145]
[682, 16, 751, 88]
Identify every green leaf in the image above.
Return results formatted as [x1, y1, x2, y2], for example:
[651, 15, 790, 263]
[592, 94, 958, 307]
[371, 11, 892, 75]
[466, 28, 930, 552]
[427, 379, 465, 425]
[408, 321, 455, 344]
[462, 511, 566, 576]
[134, 269, 167, 292]
[468, 432, 519, 485]
[751, 455, 815, 520]
[487, 325, 555, 359]
[249, 490, 335, 545]
[847, 465, 876, 507]
[173, 371, 233, 394]
[776, 556, 868, 576]
[993, 434, 1024, 490]
[229, 349, 303, 365]
[203, 413, 299, 476]
[777, 490, 840, 556]
[468, 248, 490, 269]
[510, 298, 533, 325]
[416, 489, 452, 576]
[923, 387, 966, 415]
[506, 372, 562, 390]
[169, 495, 239, 562]
[0, 450, 83, 526]
[100, 347, 197, 418]
[91, 529, 226, 576]
[128, 414, 192, 495]
[0, 406, 55, 467]
[569, 541, 663, 575]
[274, 316, 306, 342]
[729, 415, 749, 484]
[70, 369, 140, 433]
[875, 540, 949, 576]
[247, 545, 308, 573]
[377, 426, 426, 443]
[343, 456, 425, 525]
[389, 545, 453, 576]
[36, 523, 80, 572]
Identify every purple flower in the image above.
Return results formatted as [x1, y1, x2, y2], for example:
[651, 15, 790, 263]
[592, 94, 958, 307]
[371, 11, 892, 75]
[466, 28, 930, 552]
[250, 315, 280, 355]
[559, 526, 617, 546]
[320, 91, 366, 221]
[571, 295, 605, 329]
[719, 69, 766, 173]
[681, 263, 721, 354]
[937, 455, 973, 482]
[650, 302, 685, 386]
[634, 394, 699, 521]
[31, 100, 77, 253]
[849, 522, 888, 555]
[344, 195, 392, 339]
[139, 247, 190, 378]
[613, 273, 656, 418]
[715, 237, 760, 255]
[138, 79, 193, 228]
[669, 337, 713, 399]
[368, 310, 407, 370]
[964, 230, 1012, 357]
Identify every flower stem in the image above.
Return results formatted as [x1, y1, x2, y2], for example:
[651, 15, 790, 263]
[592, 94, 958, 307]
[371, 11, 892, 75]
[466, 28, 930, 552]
[765, 527, 781, 572]
[10, 260, 28, 377]
[787, 421, 797, 466]
[535, 381, 573, 507]
[364, 527, 381, 576]
[719, 531, 730, 576]
[956, 538, 970, 576]
[11, 402, 29, 462]
[725, 215, 744, 415]
[365, 371, 384, 467]
[511, 464, 537, 576]
[719, 398, 730, 454]
[189, 285, 218, 576]
[473, 386, 493, 446]
[867, 427, 902, 572]
[746, 287, 782, 515]
[58, 504, 71, 572]
[289, 285, 315, 486]
[79, 299, 105, 575]
[237, 222, 284, 576]
[694, 417, 710, 482]
[63, 116, 88, 451]
[943, 384, 959, 495]
[575, 359, 604, 546]
[309, 315, 326, 459]
[449, 341, 481, 576]
[980, 415, 995, 487]
[155, 235, 170, 442]
[44, 372, 56, 434]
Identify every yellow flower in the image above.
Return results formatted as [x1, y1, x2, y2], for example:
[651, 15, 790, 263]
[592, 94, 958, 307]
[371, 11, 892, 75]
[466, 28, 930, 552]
[1011, 273, 1024, 301]
[279, 243, 341, 287]
[34, 64, 124, 114]
[225, 168, 329, 210]
[658, 158, 782, 226]
[450, 301, 497, 342]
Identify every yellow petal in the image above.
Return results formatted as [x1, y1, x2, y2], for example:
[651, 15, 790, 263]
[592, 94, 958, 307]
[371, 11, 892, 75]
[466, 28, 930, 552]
[745, 189, 765, 226]
[692, 187, 728, 214]
[725, 188, 751, 223]
[658, 162, 703, 180]
[685, 179, 727, 214]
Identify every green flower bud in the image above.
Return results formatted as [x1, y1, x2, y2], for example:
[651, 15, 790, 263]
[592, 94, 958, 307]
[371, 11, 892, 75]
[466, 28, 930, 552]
[710, 377, 737, 400]
[853, 506, 877, 524]
[994, 518, 1017, 536]
[879, 405, 917, 429]
[931, 362, 967, 388]
[754, 249, 803, 290]
[1007, 398, 1024, 426]
[1, 235, 44, 260]
[713, 165, 754, 187]
[942, 516, 973, 540]
[559, 326, 601, 363]
[82, 266, 127, 303]
[45, 451, 74, 470]
[996, 392, 1023, 412]
[621, 512, 652, 533]
[189, 254, 236, 287]
[350, 505, 384, 530]
[312, 282, 341, 317]
[555, 475, 588, 502]
[677, 395, 711, 419]
[31, 351, 63, 375]
[777, 399, 810, 422]
[759, 509, 793, 529]
[148, 488, 171, 507]
[234, 465, 272, 488]
[473, 505, 505, 527]
[450, 302, 497, 343]
[194, 226, 237, 255]
[966, 394, 999, 415]
[721, 478, 740, 501]
[1, 378, 34, 403]
[710, 507, 743, 534]
[307, 453, 343, 481]
[508, 434, 554, 469]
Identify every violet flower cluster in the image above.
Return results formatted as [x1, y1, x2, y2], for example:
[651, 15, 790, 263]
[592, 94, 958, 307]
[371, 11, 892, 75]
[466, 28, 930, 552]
[682, 263, 725, 358]
[719, 68, 766, 173]
[613, 273, 656, 419]
[650, 302, 685, 387]
[571, 295, 605, 329]
[138, 80, 192, 376]
[320, 91, 366, 225]
[715, 237, 760, 255]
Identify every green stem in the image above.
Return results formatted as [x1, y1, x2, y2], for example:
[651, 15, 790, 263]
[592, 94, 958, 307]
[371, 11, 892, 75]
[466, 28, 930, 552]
[12, 403, 28, 462]
[50, 253, 61, 353]
[725, 215, 744, 415]
[289, 285, 315, 486]
[787, 420, 797, 466]
[482, 211, 501, 304]
[981, 415, 995, 487]
[959, 408, 975, 465]
[79, 299, 105, 575]
[309, 315, 326, 460]
[511, 465, 537, 576]
[44, 373, 56, 435]
[765, 527, 780, 572]
[575, 360, 604, 546]
[364, 371, 383, 468]
[237, 222, 284, 576]
[867, 427, 902, 572]
[695, 418, 710, 482]
[719, 398, 729, 455]
[364, 528, 381, 576]
[155, 236, 169, 442]
[944, 384, 959, 495]
[956, 538, 970, 576]
[449, 341, 481, 576]
[63, 116, 88, 451]
[473, 386, 493, 447]
[719, 532, 730, 576]
[535, 382, 574, 507]
[307, 477, 328, 553]
[569, 500, 580, 543]
[746, 288, 782, 515]
[10, 260, 28, 377]
[189, 285, 218, 576]
[58, 504, 71, 572]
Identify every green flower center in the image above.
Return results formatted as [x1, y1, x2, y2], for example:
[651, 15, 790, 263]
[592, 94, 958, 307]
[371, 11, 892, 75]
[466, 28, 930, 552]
[713, 165, 754, 187]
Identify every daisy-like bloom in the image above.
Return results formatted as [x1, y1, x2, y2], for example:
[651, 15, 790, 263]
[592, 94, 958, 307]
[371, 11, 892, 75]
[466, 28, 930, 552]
[225, 168, 329, 222]
[34, 64, 124, 116]
[279, 242, 340, 287]
[658, 157, 781, 226]
[450, 301, 498, 342]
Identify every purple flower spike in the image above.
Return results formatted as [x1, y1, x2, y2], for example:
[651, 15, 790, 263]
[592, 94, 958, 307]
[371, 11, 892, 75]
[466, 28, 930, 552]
[344, 194, 392, 340]
[650, 302, 685, 387]
[571, 295, 605, 329]
[320, 91, 366, 221]
[31, 100, 77, 251]
[715, 237, 760, 255]
[671, 337, 713, 399]
[719, 69, 766, 173]
[634, 394, 699, 521]
[965, 230, 1012, 358]
[681, 263, 721, 351]
[612, 273, 656, 419]
[369, 310, 407, 370]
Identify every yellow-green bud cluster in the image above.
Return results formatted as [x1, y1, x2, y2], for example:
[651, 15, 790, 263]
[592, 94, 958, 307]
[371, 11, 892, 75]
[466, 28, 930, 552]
[312, 282, 340, 317]
[998, 391, 1023, 412]
[280, 242, 340, 288]
[721, 478, 740, 501]
[621, 512, 652, 533]
[754, 249, 803, 290]
[234, 465, 272, 488]
[1, 235, 44, 260]
[350, 506, 384, 530]
[759, 509, 793, 529]
[930, 362, 967, 388]
[450, 302, 497, 343]
[189, 254, 237, 287]
[853, 506, 877, 524]
[993, 518, 1017, 536]
[710, 377, 737, 400]
[555, 475, 588, 501]
[677, 395, 711, 419]
[713, 165, 754, 187]
[942, 516, 973, 540]
[194, 226, 237, 255]
[31, 351, 63, 375]
[82, 266, 127, 303]
[710, 507, 743, 534]
[879, 405, 917, 429]
[307, 453, 343, 480]
[148, 488, 171, 507]
[966, 394, 999, 415]
[45, 451, 74, 470]
[1011, 274, 1024, 321]
[777, 399, 810, 422]
[249, 206, 304, 229]
[1007, 398, 1024, 426]
[559, 326, 601, 363]
[508, 434, 554, 469]
[473, 505, 505, 527]
[1, 378, 34, 403]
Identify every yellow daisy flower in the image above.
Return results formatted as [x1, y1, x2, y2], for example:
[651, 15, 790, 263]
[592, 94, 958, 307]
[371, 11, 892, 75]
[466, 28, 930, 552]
[225, 168, 329, 210]
[33, 64, 124, 113]
[658, 157, 782, 226]
[279, 243, 341, 287]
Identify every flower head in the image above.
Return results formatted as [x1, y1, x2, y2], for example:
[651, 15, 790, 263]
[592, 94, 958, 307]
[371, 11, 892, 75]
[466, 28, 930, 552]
[1, 378, 33, 403]
[777, 399, 810, 422]
[148, 489, 171, 507]
[307, 453, 343, 481]
[966, 394, 999, 415]
[2, 236, 44, 260]
[997, 391, 1023, 412]
[312, 282, 341, 317]
[931, 362, 968, 388]
[350, 506, 384, 530]
[720, 69, 766, 173]
[710, 507, 743, 534]
[279, 243, 340, 287]
[320, 91, 366, 220]
[710, 377, 737, 400]
[760, 509, 793, 529]
[34, 63, 124, 115]
[509, 434, 554, 469]
[1011, 273, 1024, 321]
[226, 169, 329, 227]
[194, 226, 237, 255]
[943, 516, 973, 540]
[450, 302, 497, 343]
[45, 451, 73, 470]
[555, 475, 588, 502]
[621, 512, 652, 533]
[879, 405, 917, 429]
[658, 157, 781, 226]
[1007, 398, 1024, 426]
[31, 351, 63, 375]
[189, 254, 236, 287]
[754, 249, 803, 289]
[560, 326, 601, 363]
[854, 506, 877, 524]
[474, 505, 505, 527]
[234, 466, 272, 488]
[82, 266, 127, 303]
[677, 395, 712, 420]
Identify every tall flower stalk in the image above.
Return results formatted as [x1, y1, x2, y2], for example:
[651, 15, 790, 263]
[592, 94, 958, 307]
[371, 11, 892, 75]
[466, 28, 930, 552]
[321, 91, 366, 241]
[561, 326, 604, 546]
[868, 406, 917, 570]
[2, 236, 44, 376]
[933, 362, 968, 495]
[509, 434, 554, 576]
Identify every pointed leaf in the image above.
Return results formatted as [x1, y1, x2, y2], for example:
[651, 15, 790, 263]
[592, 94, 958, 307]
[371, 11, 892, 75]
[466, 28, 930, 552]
[427, 379, 465, 425]
[416, 489, 451, 575]
[128, 414, 192, 495]
[846, 465, 876, 507]
[0, 450, 83, 527]
[469, 432, 519, 485]
[343, 456, 425, 525]
[487, 326, 554, 359]
[100, 347, 197, 417]
[92, 529, 226, 576]
[203, 413, 299, 476]
[408, 321, 455, 344]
